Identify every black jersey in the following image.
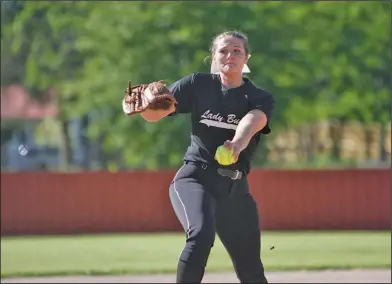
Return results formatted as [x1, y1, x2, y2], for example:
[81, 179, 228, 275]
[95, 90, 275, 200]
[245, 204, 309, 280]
[167, 72, 275, 174]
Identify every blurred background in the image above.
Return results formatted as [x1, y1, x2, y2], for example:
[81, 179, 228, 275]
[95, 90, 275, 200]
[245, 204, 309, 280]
[1, 1, 391, 281]
[1, 0, 390, 172]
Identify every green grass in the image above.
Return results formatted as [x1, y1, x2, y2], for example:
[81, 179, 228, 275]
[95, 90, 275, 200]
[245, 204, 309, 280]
[1, 231, 391, 278]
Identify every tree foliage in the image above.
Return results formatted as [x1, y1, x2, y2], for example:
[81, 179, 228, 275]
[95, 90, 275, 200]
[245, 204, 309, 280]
[4, 1, 390, 169]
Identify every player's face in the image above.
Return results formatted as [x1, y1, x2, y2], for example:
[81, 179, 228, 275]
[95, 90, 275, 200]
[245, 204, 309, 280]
[213, 36, 248, 76]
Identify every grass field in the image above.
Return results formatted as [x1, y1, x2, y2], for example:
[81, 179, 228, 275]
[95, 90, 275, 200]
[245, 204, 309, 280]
[1, 231, 390, 278]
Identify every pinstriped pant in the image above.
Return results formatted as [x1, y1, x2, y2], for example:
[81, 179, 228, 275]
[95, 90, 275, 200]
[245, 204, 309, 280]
[169, 161, 268, 283]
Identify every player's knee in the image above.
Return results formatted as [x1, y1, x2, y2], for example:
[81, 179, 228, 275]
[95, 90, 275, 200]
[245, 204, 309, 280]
[180, 226, 215, 265]
[187, 225, 215, 248]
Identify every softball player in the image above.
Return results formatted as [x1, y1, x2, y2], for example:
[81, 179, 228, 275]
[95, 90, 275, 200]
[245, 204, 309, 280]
[133, 31, 275, 283]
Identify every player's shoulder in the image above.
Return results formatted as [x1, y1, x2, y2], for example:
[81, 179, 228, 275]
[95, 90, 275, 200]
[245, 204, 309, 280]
[192, 72, 218, 83]
[176, 72, 215, 84]
[245, 78, 272, 97]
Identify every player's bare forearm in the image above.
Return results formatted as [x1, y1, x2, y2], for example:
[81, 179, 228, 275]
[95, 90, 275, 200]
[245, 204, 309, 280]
[232, 109, 268, 151]
[140, 108, 174, 122]
[122, 98, 175, 122]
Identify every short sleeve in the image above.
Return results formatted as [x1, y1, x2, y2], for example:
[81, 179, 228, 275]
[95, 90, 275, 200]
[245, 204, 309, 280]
[167, 73, 196, 115]
[248, 90, 275, 134]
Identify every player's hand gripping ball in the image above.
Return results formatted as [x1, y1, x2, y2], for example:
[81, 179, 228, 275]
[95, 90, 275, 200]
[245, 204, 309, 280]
[215, 145, 236, 166]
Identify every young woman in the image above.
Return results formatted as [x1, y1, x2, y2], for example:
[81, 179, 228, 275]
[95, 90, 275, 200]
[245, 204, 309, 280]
[124, 30, 275, 283]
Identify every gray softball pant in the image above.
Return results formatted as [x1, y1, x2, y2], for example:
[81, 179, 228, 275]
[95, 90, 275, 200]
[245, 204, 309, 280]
[169, 161, 268, 283]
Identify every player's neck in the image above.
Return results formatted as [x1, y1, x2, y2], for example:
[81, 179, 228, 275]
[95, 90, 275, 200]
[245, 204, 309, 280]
[219, 73, 244, 89]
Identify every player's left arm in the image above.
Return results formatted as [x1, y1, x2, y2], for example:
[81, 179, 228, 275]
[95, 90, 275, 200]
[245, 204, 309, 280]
[224, 90, 275, 161]
[231, 109, 268, 152]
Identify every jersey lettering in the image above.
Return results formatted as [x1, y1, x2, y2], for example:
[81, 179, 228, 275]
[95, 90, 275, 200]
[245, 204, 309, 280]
[199, 110, 239, 130]
[201, 110, 224, 122]
[227, 114, 240, 124]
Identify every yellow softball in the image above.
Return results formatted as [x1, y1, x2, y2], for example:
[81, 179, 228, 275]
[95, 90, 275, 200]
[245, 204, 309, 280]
[215, 145, 235, 166]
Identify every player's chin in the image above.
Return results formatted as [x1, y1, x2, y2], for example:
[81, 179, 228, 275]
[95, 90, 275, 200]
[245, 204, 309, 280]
[221, 66, 242, 76]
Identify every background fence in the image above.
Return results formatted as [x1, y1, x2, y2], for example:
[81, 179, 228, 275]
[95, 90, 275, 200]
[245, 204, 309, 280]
[2, 168, 390, 236]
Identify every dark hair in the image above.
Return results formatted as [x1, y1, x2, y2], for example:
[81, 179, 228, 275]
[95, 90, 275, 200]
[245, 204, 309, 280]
[210, 30, 250, 56]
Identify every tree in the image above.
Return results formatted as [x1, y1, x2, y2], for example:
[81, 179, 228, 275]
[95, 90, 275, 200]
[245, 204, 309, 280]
[5, 1, 390, 170]
[6, 1, 90, 169]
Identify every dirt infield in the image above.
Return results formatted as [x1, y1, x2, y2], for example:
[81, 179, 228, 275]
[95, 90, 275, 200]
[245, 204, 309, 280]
[1, 269, 391, 283]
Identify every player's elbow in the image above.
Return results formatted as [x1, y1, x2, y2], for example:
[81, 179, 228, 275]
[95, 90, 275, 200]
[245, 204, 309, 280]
[246, 109, 268, 132]
[255, 112, 268, 132]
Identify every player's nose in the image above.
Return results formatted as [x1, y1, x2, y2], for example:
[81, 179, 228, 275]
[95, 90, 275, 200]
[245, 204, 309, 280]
[226, 53, 234, 60]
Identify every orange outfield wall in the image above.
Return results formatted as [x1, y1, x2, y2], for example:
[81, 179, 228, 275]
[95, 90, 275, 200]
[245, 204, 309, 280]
[1, 169, 390, 236]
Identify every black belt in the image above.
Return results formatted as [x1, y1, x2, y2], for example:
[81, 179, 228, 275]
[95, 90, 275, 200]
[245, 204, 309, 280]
[217, 168, 243, 180]
[185, 161, 244, 180]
